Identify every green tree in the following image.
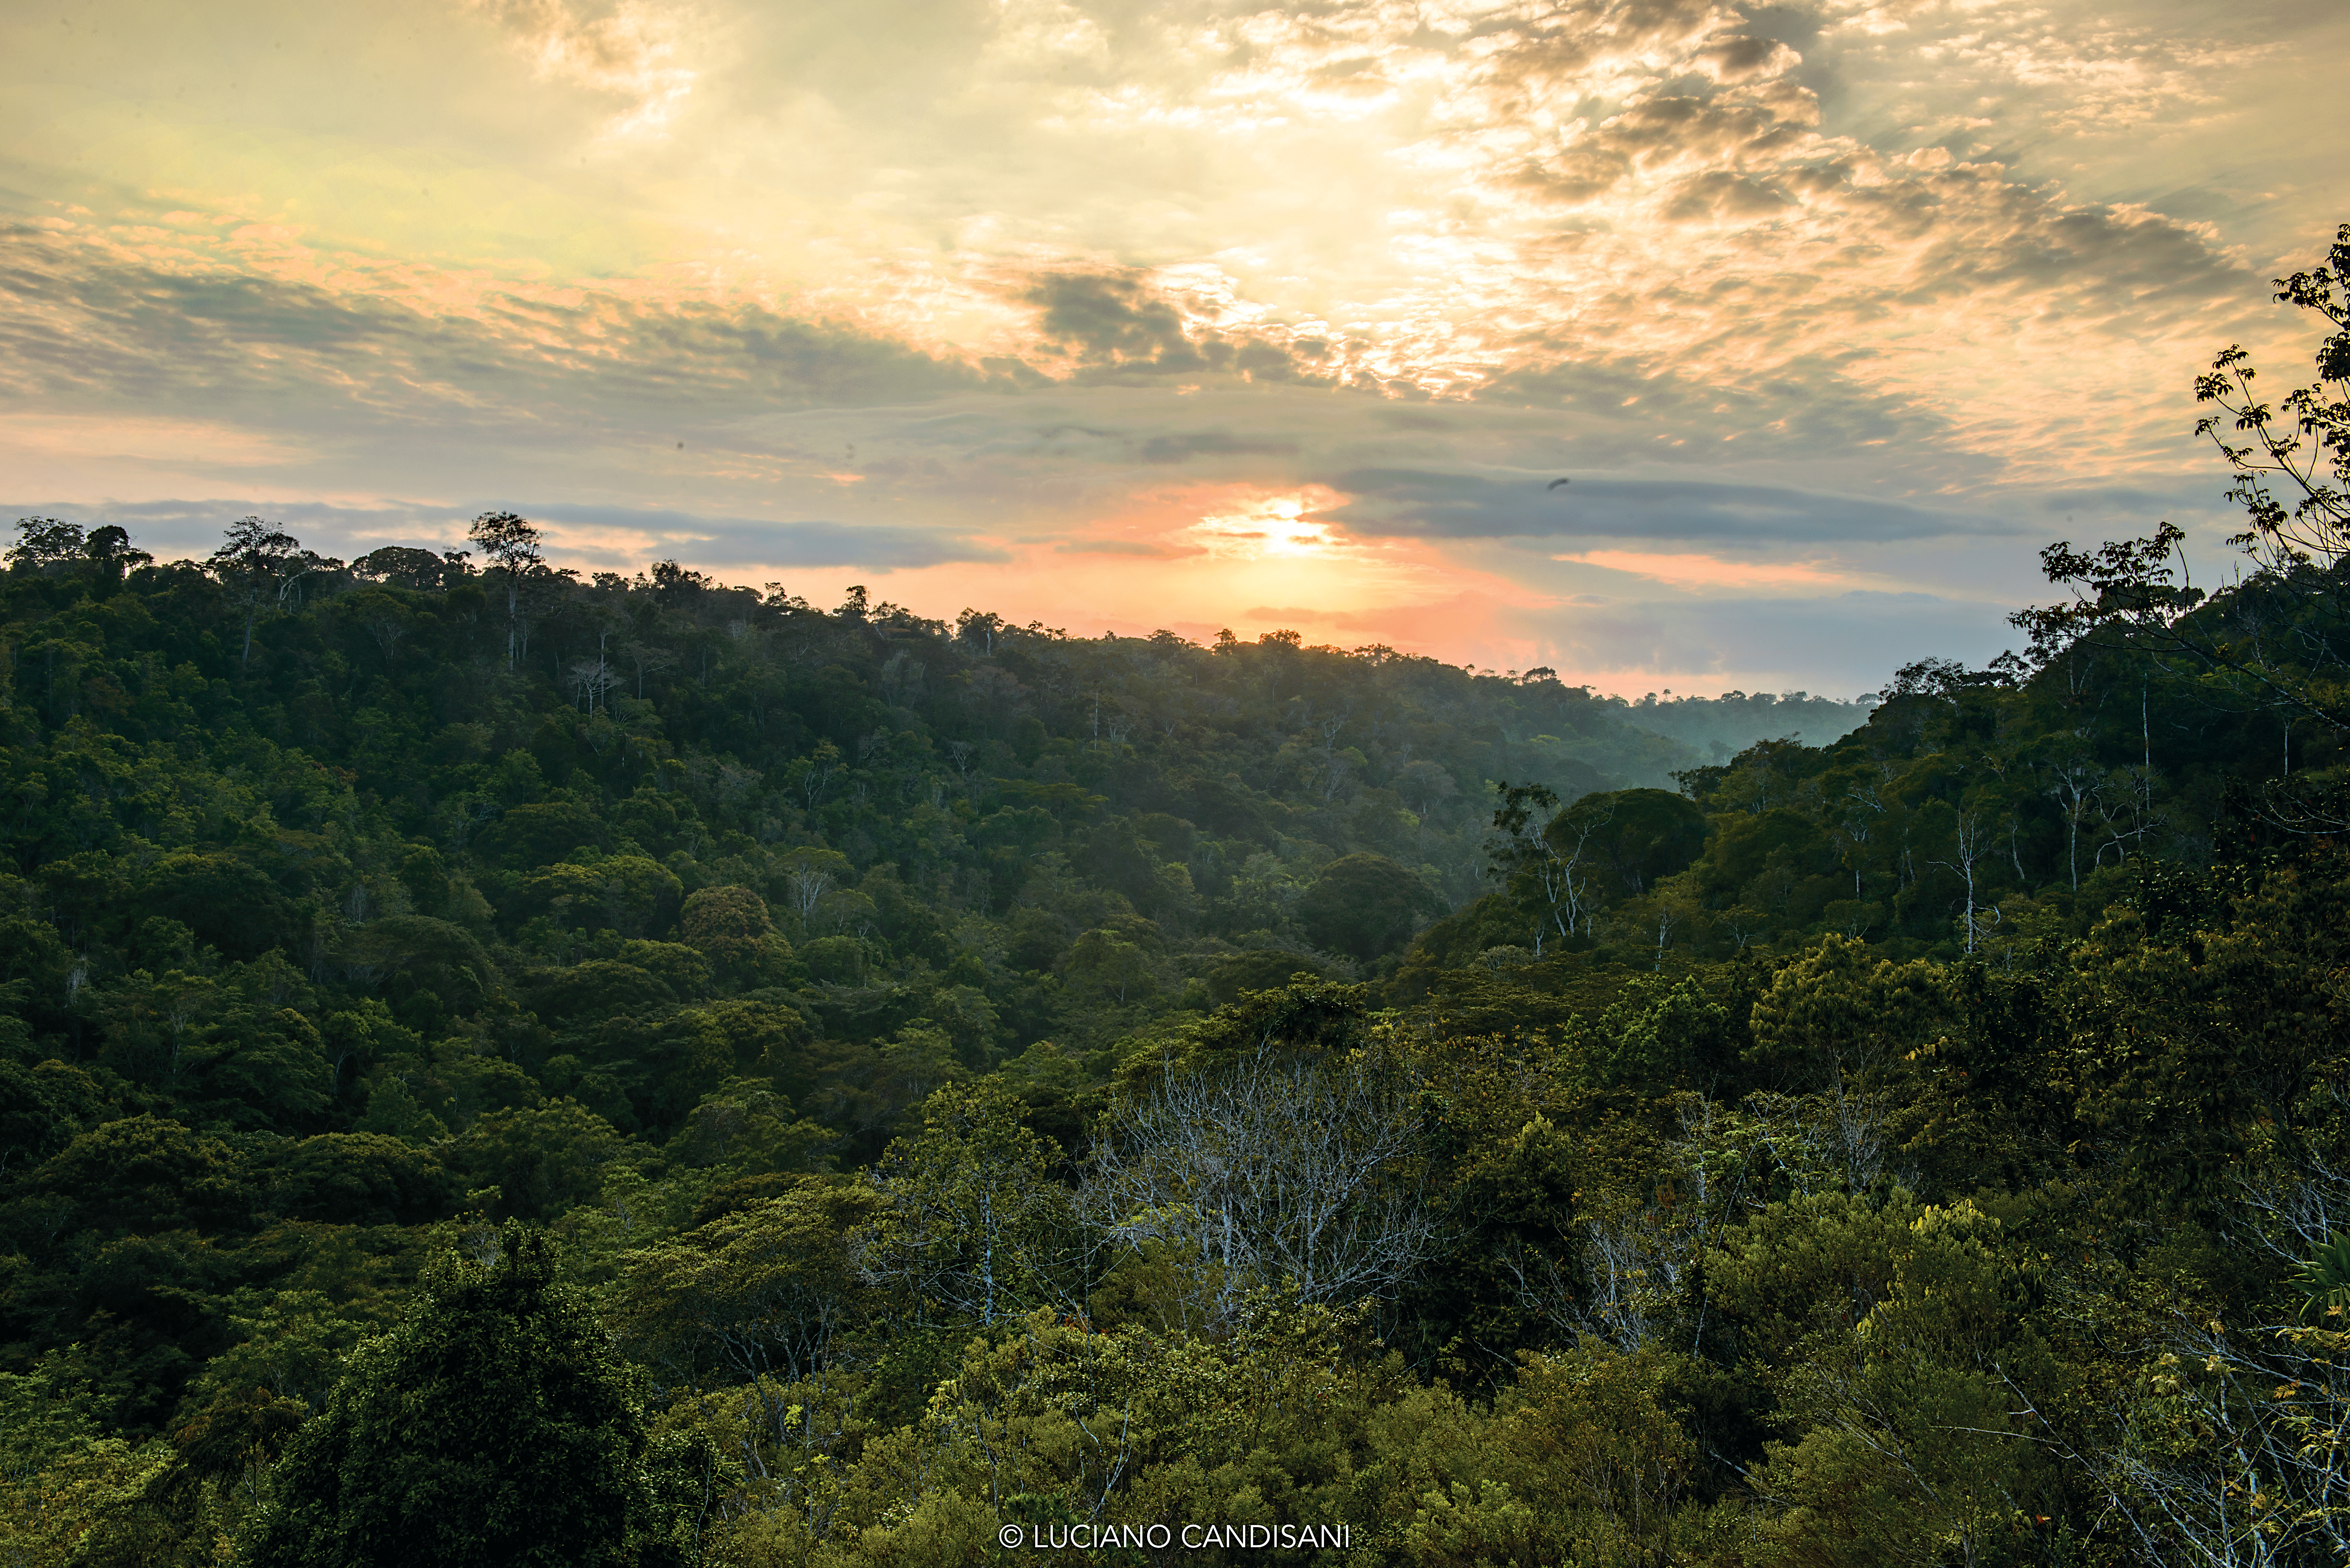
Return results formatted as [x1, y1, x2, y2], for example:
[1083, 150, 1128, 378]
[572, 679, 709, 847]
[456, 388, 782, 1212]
[2016, 222, 2350, 738]
[1744, 934, 1952, 1089]
[524, 857, 685, 941]
[610, 1181, 880, 1445]
[861, 1081, 1070, 1328]
[0, 1057, 106, 1179]
[6, 516, 90, 576]
[241, 1226, 689, 1568]
[2198, 222, 2350, 586]
[266, 1133, 458, 1226]
[453, 1099, 625, 1220]
[28, 1115, 250, 1236]
[1713, 1191, 2057, 1567]
[677, 886, 793, 991]
[1295, 852, 1443, 961]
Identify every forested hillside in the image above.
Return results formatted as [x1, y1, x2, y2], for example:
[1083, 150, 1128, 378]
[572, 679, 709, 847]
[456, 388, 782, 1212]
[4, 230, 2350, 1567]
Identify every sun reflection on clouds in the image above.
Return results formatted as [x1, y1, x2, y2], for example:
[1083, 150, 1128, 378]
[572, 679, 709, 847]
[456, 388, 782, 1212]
[1183, 491, 1339, 559]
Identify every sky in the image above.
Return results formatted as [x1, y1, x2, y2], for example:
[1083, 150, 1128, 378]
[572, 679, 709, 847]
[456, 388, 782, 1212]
[4, 0, 2345, 696]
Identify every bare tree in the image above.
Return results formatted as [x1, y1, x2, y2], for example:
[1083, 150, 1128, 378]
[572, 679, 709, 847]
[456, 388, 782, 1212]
[567, 657, 621, 714]
[783, 864, 833, 924]
[1080, 1048, 1434, 1331]
[1930, 807, 2004, 954]
[2092, 764, 2159, 867]
[2043, 747, 2101, 892]
[2081, 1314, 2350, 1568]
[1486, 783, 1611, 957]
[620, 639, 678, 698]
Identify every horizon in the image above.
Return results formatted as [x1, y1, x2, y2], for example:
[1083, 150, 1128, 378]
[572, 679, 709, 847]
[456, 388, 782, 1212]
[6, 0, 2344, 697]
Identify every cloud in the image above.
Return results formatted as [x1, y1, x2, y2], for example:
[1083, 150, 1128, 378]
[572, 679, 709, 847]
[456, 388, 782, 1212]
[1020, 273, 1334, 386]
[1692, 34, 1801, 86]
[527, 503, 1011, 569]
[467, 0, 701, 137]
[1026, 275, 1198, 366]
[1551, 550, 1855, 591]
[0, 222, 1004, 427]
[1053, 538, 1195, 557]
[1312, 470, 2001, 545]
[0, 414, 305, 467]
[1134, 431, 1301, 464]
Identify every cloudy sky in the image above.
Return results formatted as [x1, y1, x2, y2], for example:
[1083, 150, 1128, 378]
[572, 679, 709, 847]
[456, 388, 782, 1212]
[4, 0, 2344, 694]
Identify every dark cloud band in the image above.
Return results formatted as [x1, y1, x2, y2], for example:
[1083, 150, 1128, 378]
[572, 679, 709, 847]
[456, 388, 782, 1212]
[1311, 469, 2005, 545]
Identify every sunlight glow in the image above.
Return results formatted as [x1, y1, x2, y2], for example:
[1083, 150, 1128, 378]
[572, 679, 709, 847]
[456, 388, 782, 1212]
[1184, 493, 1333, 559]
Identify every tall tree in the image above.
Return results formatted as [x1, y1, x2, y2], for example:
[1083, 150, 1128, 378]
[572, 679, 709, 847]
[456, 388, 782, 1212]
[467, 510, 545, 672]
[5, 516, 88, 575]
[206, 516, 302, 666]
[2016, 222, 2350, 738]
[2198, 221, 2350, 580]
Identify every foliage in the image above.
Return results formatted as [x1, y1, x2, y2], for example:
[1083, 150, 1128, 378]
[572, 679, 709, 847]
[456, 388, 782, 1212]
[239, 1225, 699, 1568]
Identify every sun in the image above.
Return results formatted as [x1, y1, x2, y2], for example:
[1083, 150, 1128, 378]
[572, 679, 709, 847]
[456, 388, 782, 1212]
[1184, 494, 1331, 559]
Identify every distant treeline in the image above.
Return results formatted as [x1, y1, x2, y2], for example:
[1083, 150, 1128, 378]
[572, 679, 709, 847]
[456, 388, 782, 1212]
[1615, 687, 1875, 759]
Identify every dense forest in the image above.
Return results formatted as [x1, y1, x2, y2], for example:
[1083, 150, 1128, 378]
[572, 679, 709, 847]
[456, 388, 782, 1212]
[3, 231, 2348, 1567]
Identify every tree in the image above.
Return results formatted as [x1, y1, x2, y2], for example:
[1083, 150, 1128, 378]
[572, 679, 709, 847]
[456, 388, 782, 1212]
[1584, 787, 1709, 896]
[1744, 934, 1951, 1091]
[132, 851, 305, 963]
[1082, 1046, 1433, 1330]
[522, 857, 685, 940]
[82, 525, 152, 589]
[678, 887, 793, 991]
[351, 546, 466, 591]
[610, 1182, 880, 1455]
[859, 1081, 1070, 1329]
[1713, 1191, 2057, 1568]
[452, 1099, 626, 1221]
[1295, 853, 1443, 961]
[2091, 1315, 2350, 1568]
[28, 1114, 252, 1236]
[467, 511, 544, 672]
[266, 1133, 458, 1226]
[0, 1058, 105, 1180]
[207, 517, 304, 666]
[1, 517, 148, 588]
[1484, 783, 1612, 956]
[2015, 222, 2350, 737]
[6, 517, 89, 575]
[241, 1226, 694, 1568]
[1063, 925, 1159, 1004]
[2197, 221, 2350, 581]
